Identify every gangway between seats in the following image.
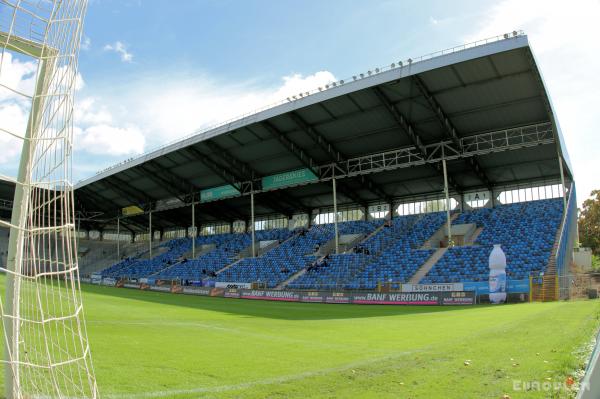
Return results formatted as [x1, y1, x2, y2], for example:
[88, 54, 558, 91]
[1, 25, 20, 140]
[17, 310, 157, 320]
[315, 234, 366, 256]
[409, 247, 449, 284]
[238, 240, 280, 258]
[180, 244, 216, 260]
[275, 268, 308, 289]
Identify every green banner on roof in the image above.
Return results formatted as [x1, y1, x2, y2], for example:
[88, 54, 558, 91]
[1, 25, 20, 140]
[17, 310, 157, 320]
[200, 184, 240, 202]
[262, 168, 318, 191]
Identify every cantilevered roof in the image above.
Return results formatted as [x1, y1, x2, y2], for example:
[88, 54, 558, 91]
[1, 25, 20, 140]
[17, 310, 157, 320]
[73, 32, 573, 233]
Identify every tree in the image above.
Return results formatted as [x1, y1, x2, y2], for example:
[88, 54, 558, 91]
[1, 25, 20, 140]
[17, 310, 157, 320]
[579, 190, 600, 254]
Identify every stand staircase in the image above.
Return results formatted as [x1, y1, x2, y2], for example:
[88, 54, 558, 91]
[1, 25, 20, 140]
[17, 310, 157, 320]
[275, 268, 308, 289]
[408, 247, 448, 284]
[337, 214, 425, 288]
[214, 257, 244, 275]
[531, 212, 564, 302]
[420, 213, 459, 249]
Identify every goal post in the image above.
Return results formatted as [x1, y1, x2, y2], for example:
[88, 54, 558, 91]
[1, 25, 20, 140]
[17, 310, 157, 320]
[0, 1, 98, 398]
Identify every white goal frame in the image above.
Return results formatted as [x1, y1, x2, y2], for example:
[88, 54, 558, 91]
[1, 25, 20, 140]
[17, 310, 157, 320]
[0, 1, 97, 398]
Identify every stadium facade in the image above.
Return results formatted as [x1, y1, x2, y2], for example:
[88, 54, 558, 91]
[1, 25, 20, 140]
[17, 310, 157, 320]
[1, 31, 578, 301]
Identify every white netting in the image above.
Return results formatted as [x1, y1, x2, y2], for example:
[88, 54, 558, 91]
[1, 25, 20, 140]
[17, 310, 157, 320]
[0, 1, 98, 398]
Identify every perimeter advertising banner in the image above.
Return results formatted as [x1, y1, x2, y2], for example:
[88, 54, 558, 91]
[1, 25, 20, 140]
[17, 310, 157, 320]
[101, 278, 116, 286]
[324, 292, 352, 304]
[150, 286, 171, 292]
[182, 287, 213, 296]
[223, 288, 241, 298]
[401, 283, 463, 292]
[352, 292, 440, 305]
[178, 287, 475, 305]
[240, 290, 300, 301]
[91, 274, 102, 285]
[215, 282, 252, 289]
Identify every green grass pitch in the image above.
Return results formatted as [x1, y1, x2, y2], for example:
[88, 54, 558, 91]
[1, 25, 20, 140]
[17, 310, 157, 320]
[2, 282, 600, 398]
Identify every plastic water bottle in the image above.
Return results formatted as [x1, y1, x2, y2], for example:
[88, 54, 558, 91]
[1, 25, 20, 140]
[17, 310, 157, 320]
[489, 244, 507, 304]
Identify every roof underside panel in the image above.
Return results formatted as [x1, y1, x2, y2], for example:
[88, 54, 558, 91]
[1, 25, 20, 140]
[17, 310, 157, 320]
[71, 36, 571, 231]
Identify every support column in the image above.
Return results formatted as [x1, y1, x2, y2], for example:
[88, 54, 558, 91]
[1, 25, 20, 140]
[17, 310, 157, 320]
[442, 159, 452, 247]
[149, 211, 153, 258]
[191, 200, 196, 258]
[117, 217, 120, 260]
[333, 175, 339, 254]
[251, 188, 256, 258]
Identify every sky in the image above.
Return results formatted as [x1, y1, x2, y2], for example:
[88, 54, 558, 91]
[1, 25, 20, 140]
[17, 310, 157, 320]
[1, 0, 599, 205]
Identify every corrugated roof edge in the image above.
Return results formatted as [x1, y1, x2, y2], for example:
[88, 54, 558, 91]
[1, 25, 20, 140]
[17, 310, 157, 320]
[75, 31, 529, 189]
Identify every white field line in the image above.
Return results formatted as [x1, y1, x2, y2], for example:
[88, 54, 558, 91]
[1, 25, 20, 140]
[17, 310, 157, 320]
[104, 349, 420, 399]
[100, 302, 565, 399]
[86, 319, 370, 352]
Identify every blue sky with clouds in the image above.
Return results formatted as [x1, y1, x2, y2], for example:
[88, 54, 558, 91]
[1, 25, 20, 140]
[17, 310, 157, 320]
[1, 0, 599, 204]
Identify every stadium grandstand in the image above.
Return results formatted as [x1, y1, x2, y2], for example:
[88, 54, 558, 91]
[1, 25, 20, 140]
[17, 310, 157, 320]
[3, 31, 576, 301]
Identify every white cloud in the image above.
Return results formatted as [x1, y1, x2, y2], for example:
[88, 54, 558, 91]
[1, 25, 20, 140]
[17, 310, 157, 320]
[0, 52, 36, 167]
[0, 51, 340, 179]
[75, 97, 112, 125]
[130, 70, 336, 146]
[72, 94, 146, 158]
[75, 124, 145, 156]
[103, 41, 133, 63]
[271, 71, 336, 100]
[0, 51, 37, 101]
[81, 36, 91, 51]
[0, 103, 28, 164]
[69, 72, 145, 159]
[466, 0, 600, 205]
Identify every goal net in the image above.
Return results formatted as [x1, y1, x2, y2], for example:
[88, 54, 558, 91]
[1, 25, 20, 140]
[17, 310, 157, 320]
[0, 1, 98, 398]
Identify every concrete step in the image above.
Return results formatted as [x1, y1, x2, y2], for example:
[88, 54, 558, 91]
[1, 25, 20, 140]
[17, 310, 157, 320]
[276, 268, 307, 289]
[360, 223, 385, 243]
[466, 227, 484, 245]
[147, 259, 183, 278]
[181, 244, 216, 260]
[408, 247, 449, 284]
[140, 245, 169, 260]
[215, 257, 244, 275]
[421, 213, 459, 249]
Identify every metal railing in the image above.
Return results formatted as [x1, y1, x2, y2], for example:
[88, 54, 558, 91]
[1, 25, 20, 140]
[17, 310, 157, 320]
[81, 30, 526, 184]
[460, 122, 553, 154]
[556, 185, 577, 275]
